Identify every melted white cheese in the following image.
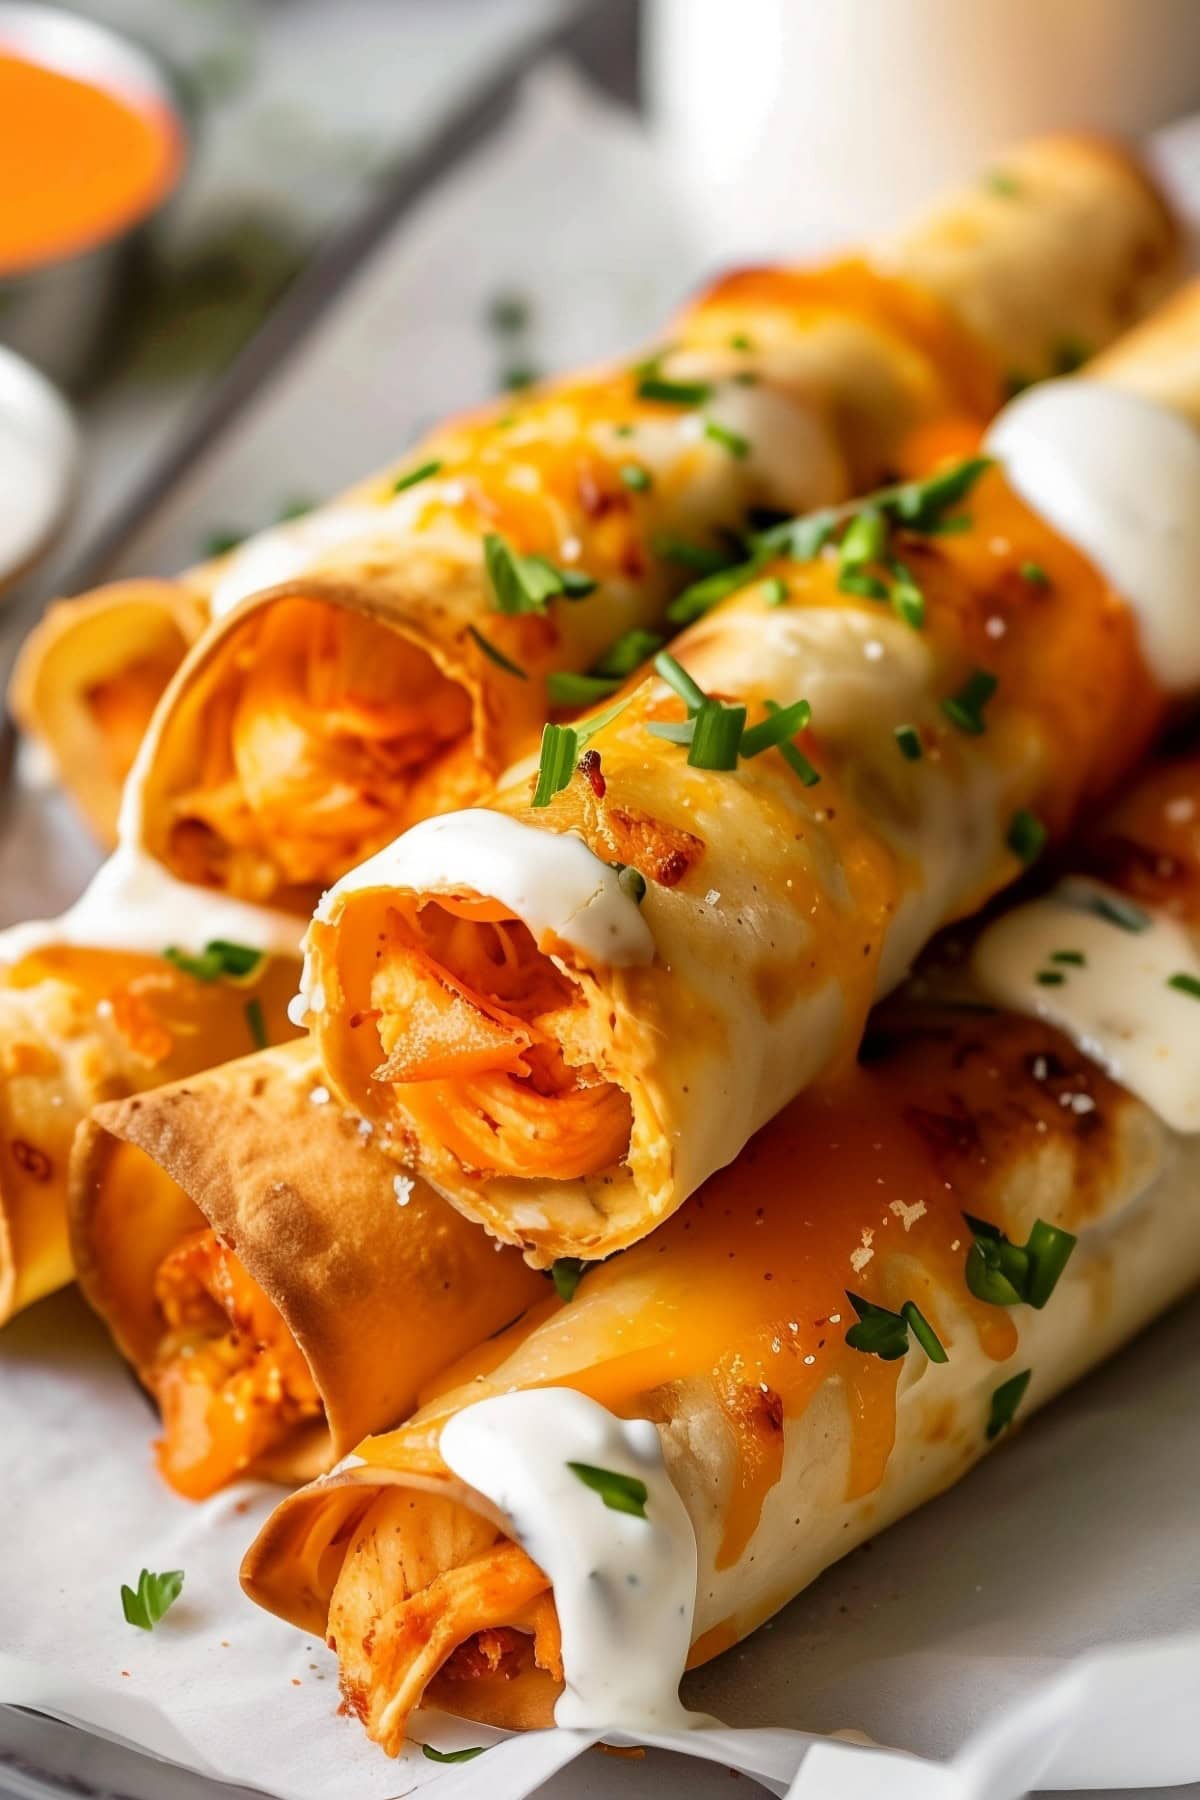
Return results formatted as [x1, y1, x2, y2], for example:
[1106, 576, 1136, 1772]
[208, 506, 396, 618]
[972, 879, 1200, 1133]
[310, 812, 655, 969]
[986, 380, 1200, 693]
[0, 844, 304, 966]
[439, 1388, 701, 1732]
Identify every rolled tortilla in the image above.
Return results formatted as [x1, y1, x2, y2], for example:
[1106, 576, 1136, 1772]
[241, 994, 1197, 1750]
[12, 133, 1178, 858]
[69, 1039, 546, 1499]
[0, 943, 299, 1324]
[299, 369, 1187, 1261]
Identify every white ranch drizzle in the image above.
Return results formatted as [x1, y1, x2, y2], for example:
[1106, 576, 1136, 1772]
[309, 811, 655, 969]
[0, 843, 303, 965]
[439, 1388, 701, 1732]
[971, 879, 1200, 1133]
[985, 380, 1200, 694]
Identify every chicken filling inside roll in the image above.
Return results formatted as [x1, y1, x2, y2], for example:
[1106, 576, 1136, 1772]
[166, 601, 475, 906]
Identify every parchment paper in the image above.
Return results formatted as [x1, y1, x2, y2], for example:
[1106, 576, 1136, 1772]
[2, 69, 1200, 1800]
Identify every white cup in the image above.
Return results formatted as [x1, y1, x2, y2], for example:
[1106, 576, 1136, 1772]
[646, 0, 1200, 260]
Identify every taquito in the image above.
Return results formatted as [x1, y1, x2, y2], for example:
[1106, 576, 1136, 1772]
[296, 299, 1200, 1264]
[69, 1039, 545, 1499]
[242, 747, 1200, 1752]
[0, 943, 298, 1324]
[12, 134, 1178, 859]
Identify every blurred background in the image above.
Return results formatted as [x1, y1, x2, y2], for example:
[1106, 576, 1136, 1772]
[3, 0, 1200, 665]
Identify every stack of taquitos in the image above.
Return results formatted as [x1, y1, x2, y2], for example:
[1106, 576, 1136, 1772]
[68, 1040, 545, 1498]
[241, 739, 1200, 1752]
[295, 288, 1200, 1265]
[10, 134, 1177, 874]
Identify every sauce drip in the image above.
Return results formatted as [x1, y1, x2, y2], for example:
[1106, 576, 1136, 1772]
[0, 49, 180, 274]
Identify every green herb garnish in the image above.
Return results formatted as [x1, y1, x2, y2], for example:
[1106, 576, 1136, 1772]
[762, 576, 788, 606]
[615, 863, 647, 903]
[202, 528, 243, 558]
[483, 532, 596, 614]
[688, 699, 746, 770]
[987, 1369, 1032, 1440]
[1007, 808, 1046, 865]
[121, 1568, 184, 1631]
[1168, 972, 1200, 1000]
[894, 723, 923, 761]
[546, 671, 619, 706]
[531, 696, 632, 808]
[500, 363, 539, 392]
[551, 1258, 586, 1302]
[567, 1462, 649, 1518]
[837, 568, 890, 601]
[653, 534, 739, 575]
[1020, 560, 1050, 587]
[839, 505, 887, 569]
[486, 291, 530, 334]
[593, 628, 665, 679]
[942, 667, 998, 735]
[963, 1214, 1077, 1309]
[423, 1744, 488, 1765]
[1050, 949, 1085, 966]
[619, 462, 652, 491]
[985, 169, 1021, 198]
[1059, 884, 1150, 934]
[393, 458, 443, 493]
[468, 624, 527, 679]
[729, 331, 754, 351]
[244, 998, 267, 1050]
[739, 697, 812, 760]
[844, 1293, 947, 1363]
[164, 941, 263, 984]
[1036, 970, 1065, 986]
[637, 375, 712, 407]
[704, 418, 751, 459]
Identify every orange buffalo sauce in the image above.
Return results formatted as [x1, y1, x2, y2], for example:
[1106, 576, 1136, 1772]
[0, 49, 181, 275]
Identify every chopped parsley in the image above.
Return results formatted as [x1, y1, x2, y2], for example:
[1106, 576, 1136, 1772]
[963, 1214, 1077, 1310]
[942, 667, 998, 735]
[393, 458, 443, 493]
[619, 462, 652, 491]
[1168, 972, 1200, 1000]
[483, 532, 596, 614]
[244, 998, 267, 1050]
[164, 941, 263, 984]
[894, 723, 923, 761]
[844, 1293, 947, 1363]
[121, 1568, 184, 1631]
[567, 1462, 649, 1518]
[468, 623, 527, 680]
[423, 1744, 487, 1764]
[987, 1369, 1032, 1440]
[1020, 559, 1050, 587]
[704, 418, 751, 459]
[729, 331, 754, 351]
[1006, 808, 1047, 865]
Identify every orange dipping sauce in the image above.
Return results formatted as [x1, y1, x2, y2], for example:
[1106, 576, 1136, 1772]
[0, 47, 182, 275]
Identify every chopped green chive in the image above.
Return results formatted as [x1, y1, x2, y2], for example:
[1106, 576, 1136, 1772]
[688, 699, 746, 770]
[637, 375, 712, 407]
[888, 560, 926, 629]
[1050, 949, 1086, 966]
[500, 363, 539, 392]
[894, 723, 923, 761]
[1168, 972, 1200, 1000]
[963, 1215, 1076, 1310]
[619, 462, 652, 491]
[276, 496, 315, 522]
[486, 291, 530, 334]
[987, 1369, 1032, 1440]
[762, 576, 788, 606]
[422, 1744, 488, 1765]
[704, 418, 751, 458]
[654, 651, 708, 714]
[202, 528, 243, 558]
[839, 505, 887, 569]
[667, 552, 761, 624]
[838, 568, 890, 601]
[593, 628, 664, 679]
[546, 671, 619, 707]
[653, 534, 738, 575]
[531, 696, 631, 808]
[121, 1568, 184, 1631]
[393, 458, 443, 493]
[1036, 970, 1066, 986]
[164, 941, 263, 984]
[739, 698, 812, 760]
[891, 456, 991, 529]
[1052, 338, 1090, 377]
[614, 423, 635, 438]
[942, 667, 998, 735]
[729, 331, 754, 351]
[1007, 808, 1047, 865]
[483, 532, 596, 615]
[1020, 560, 1050, 587]
[616, 863, 647, 903]
[567, 1462, 649, 1518]
[733, 370, 759, 386]
[244, 998, 267, 1050]
[467, 624, 526, 680]
[900, 1301, 949, 1364]
[1059, 884, 1150, 934]
[551, 1258, 586, 1302]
